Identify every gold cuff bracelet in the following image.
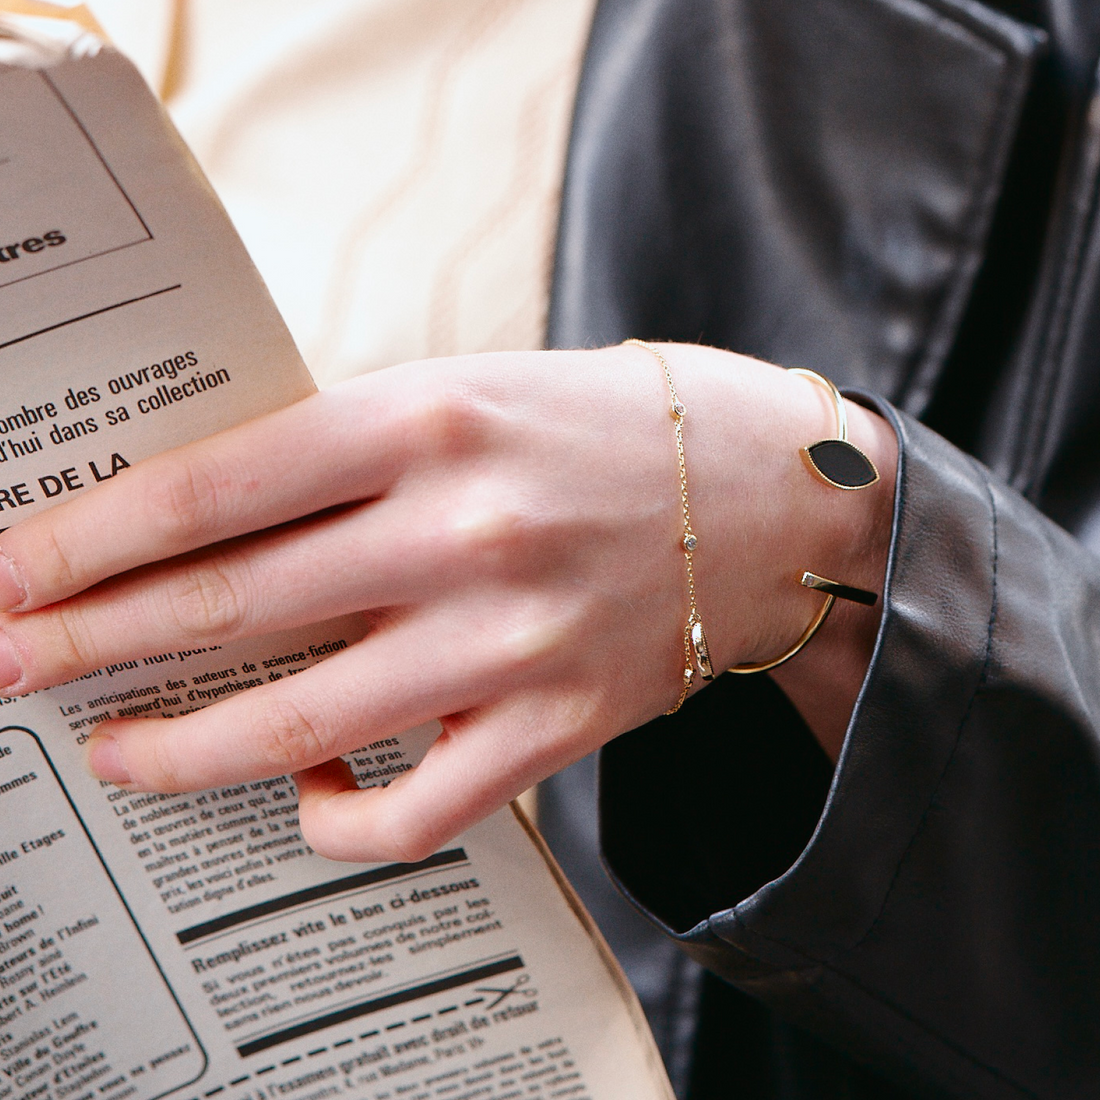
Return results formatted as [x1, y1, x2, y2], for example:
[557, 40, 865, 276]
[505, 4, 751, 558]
[728, 368, 879, 675]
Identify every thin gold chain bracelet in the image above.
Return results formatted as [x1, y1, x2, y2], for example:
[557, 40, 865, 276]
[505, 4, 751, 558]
[624, 339, 713, 714]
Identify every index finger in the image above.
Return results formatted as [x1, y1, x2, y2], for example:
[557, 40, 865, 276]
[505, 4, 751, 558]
[0, 377, 402, 612]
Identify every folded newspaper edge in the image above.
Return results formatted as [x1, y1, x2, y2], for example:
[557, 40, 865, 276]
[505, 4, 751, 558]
[0, 13, 674, 1100]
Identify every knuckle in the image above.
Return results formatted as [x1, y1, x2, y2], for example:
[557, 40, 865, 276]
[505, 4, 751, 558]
[408, 380, 492, 460]
[441, 498, 529, 571]
[163, 559, 247, 639]
[257, 698, 334, 773]
[485, 603, 574, 681]
[494, 620, 563, 678]
[149, 457, 230, 544]
[147, 735, 189, 792]
[382, 810, 442, 865]
[46, 604, 101, 675]
[37, 528, 80, 596]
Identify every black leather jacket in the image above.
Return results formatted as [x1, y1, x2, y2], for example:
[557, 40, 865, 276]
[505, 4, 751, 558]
[543, 1, 1100, 1097]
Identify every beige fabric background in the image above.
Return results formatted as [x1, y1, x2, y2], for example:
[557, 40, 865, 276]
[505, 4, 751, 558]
[86, 0, 595, 388]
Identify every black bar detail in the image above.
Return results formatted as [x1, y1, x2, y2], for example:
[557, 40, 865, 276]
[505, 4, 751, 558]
[237, 956, 523, 1058]
[0, 285, 181, 352]
[176, 849, 467, 944]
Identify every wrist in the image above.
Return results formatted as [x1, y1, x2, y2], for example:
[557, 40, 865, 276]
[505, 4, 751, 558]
[768, 394, 897, 758]
[649, 343, 896, 755]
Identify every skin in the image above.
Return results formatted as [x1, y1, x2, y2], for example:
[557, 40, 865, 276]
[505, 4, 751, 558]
[0, 343, 896, 862]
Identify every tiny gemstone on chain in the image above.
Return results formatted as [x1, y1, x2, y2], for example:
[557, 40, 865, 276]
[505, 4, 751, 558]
[671, 401, 685, 418]
[682, 533, 698, 551]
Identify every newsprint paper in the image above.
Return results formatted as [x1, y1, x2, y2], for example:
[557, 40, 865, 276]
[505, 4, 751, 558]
[0, 12, 674, 1100]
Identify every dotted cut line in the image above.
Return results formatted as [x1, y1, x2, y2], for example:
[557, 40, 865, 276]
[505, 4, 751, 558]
[193, 997, 489, 1098]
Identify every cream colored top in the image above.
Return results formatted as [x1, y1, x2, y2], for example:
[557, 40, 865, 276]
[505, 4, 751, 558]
[86, 0, 595, 387]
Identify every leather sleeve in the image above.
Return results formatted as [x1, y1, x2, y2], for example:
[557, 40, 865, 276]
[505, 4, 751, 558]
[599, 401, 1100, 1099]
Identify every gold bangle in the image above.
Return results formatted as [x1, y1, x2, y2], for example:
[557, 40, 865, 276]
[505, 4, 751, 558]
[791, 367, 880, 490]
[624, 339, 714, 714]
[728, 369, 879, 676]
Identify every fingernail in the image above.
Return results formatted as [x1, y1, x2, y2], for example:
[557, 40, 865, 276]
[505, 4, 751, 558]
[0, 631, 22, 690]
[88, 736, 132, 785]
[0, 552, 25, 611]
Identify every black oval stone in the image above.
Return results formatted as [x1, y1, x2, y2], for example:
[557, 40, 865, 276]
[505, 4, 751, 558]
[805, 439, 879, 488]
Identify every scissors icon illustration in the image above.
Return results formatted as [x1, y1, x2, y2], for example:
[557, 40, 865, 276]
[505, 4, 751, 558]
[476, 974, 537, 1009]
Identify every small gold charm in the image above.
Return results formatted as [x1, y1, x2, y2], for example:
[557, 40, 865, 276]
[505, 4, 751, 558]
[690, 620, 715, 680]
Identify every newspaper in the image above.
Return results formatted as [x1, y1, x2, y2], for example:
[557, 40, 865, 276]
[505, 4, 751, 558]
[0, 14, 674, 1100]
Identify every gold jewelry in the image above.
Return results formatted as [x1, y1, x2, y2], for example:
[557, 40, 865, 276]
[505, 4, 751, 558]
[624, 339, 713, 714]
[728, 368, 879, 675]
[791, 367, 880, 489]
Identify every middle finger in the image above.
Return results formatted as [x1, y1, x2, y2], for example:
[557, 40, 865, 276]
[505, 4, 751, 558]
[0, 494, 457, 693]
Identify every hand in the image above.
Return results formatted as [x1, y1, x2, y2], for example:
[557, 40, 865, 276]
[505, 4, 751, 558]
[0, 344, 895, 861]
